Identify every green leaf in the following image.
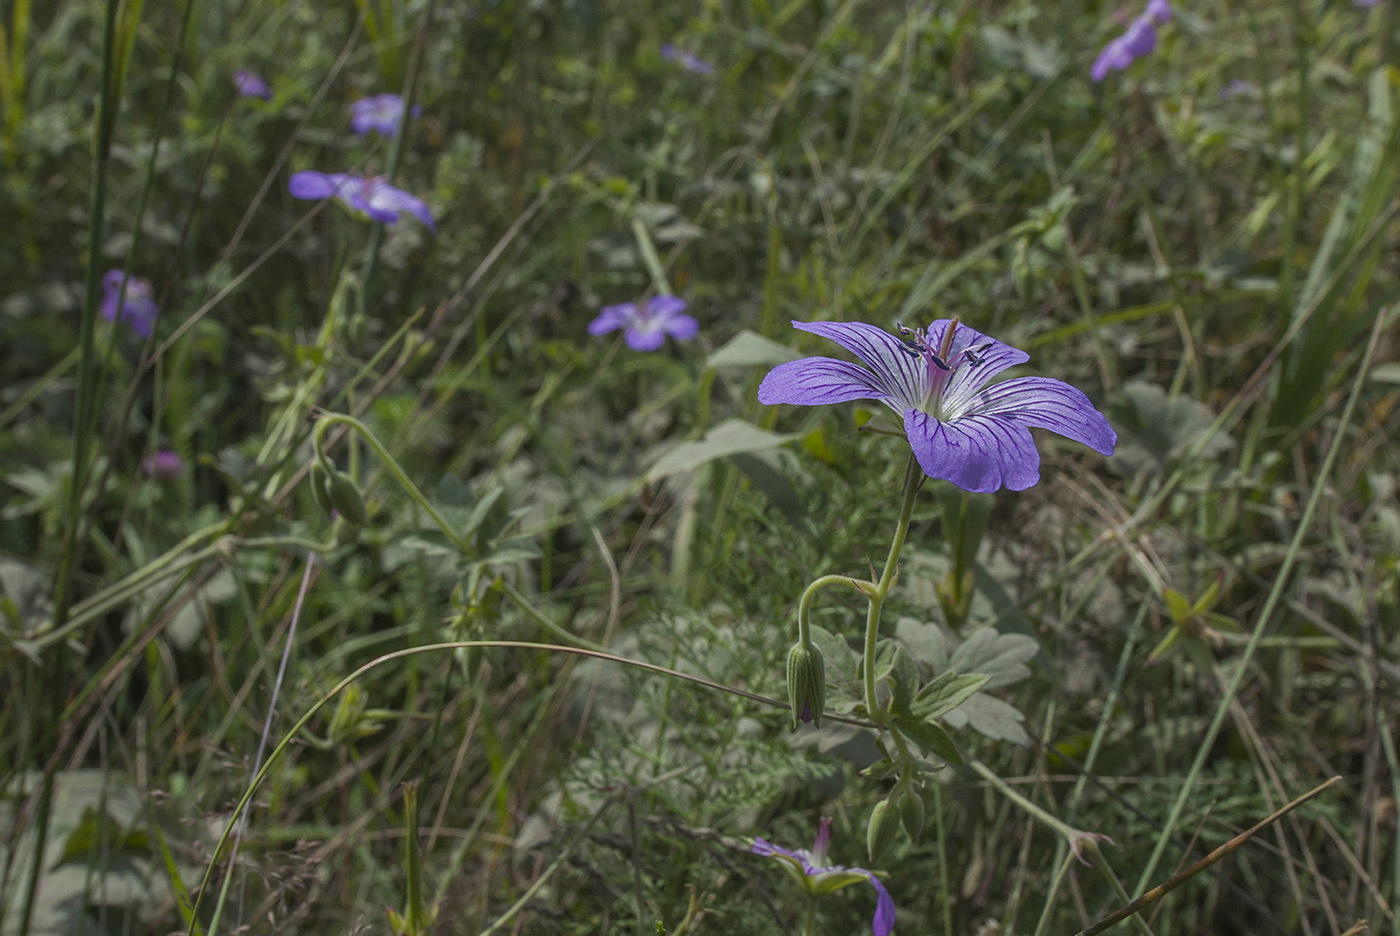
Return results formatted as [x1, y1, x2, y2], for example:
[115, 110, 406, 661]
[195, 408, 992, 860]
[1164, 588, 1192, 623]
[644, 420, 799, 482]
[55, 805, 151, 867]
[1107, 381, 1234, 477]
[809, 625, 862, 705]
[942, 694, 1028, 745]
[705, 329, 801, 369]
[948, 627, 1038, 689]
[910, 671, 990, 720]
[883, 646, 921, 716]
[894, 715, 964, 765]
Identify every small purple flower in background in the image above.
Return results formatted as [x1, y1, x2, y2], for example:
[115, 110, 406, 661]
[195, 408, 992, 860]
[1354, 0, 1382, 7]
[1091, 0, 1171, 82]
[661, 43, 714, 74]
[757, 318, 1116, 493]
[234, 70, 272, 100]
[288, 171, 436, 232]
[100, 269, 159, 337]
[143, 449, 185, 481]
[1218, 79, 1258, 100]
[753, 819, 896, 936]
[588, 296, 698, 351]
[349, 93, 421, 137]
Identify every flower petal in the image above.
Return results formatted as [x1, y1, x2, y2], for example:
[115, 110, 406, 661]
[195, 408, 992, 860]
[588, 303, 636, 336]
[791, 320, 925, 407]
[905, 409, 1041, 492]
[967, 376, 1117, 455]
[364, 181, 436, 231]
[661, 313, 699, 341]
[625, 323, 669, 351]
[645, 295, 688, 318]
[863, 872, 897, 936]
[289, 171, 353, 200]
[752, 838, 804, 863]
[758, 357, 892, 406]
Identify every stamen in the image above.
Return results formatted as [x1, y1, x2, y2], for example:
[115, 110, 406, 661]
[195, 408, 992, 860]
[962, 342, 993, 365]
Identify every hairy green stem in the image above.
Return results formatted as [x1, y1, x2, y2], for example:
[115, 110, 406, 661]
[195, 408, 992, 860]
[862, 455, 922, 719]
[797, 573, 863, 648]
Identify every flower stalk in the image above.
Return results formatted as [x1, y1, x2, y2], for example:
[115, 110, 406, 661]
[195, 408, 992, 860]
[862, 454, 922, 721]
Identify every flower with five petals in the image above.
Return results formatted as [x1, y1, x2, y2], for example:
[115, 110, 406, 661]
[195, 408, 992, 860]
[757, 318, 1115, 492]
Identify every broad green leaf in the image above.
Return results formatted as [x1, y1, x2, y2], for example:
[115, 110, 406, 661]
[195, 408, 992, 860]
[911, 671, 991, 720]
[942, 694, 1029, 745]
[948, 627, 1038, 689]
[645, 420, 799, 482]
[894, 715, 964, 765]
[1164, 588, 1191, 623]
[809, 625, 862, 704]
[705, 329, 801, 369]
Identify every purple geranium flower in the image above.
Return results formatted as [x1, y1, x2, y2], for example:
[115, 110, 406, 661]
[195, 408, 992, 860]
[1091, 0, 1171, 82]
[661, 43, 714, 74]
[100, 269, 159, 337]
[143, 449, 185, 480]
[753, 819, 895, 936]
[757, 318, 1116, 493]
[349, 93, 421, 137]
[588, 296, 698, 351]
[234, 70, 272, 100]
[288, 171, 436, 232]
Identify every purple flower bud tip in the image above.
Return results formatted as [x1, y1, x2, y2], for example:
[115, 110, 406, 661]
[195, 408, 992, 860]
[758, 318, 1115, 493]
[234, 70, 272, 100]
[143, 449, 185, 480]
[288, 170, 435, 232]
[587, 295, 698, 352]
[100, 269, 159, 337]
[349, 93, 422, 137]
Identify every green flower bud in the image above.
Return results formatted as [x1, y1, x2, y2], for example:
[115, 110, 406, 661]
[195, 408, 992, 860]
[866, 797, 901, 864]
[899, 788, 926, 841]
[327, 470, 369, 527]
[786, 641, 826, 729]
[309, 462, 335, 516]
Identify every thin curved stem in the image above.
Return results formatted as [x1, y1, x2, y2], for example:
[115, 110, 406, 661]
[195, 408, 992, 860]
[862, 455, 922, 719]
[313, 413, 468, 553]
[797, 573, 864, 648]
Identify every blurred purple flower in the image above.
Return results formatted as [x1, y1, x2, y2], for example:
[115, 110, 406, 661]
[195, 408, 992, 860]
[1355, 0, 1382, 6]
[100, 269, 159, 337]
[661, 43, 714, 74]
[753, 819, 896, 936]
[588, 296, 698, 351]
[288, 171, 436, 232]
[758, 318, 1116, 492]
[1091, 0, 1171, 82]
[234, 70, 272, 100]
[349, 93, 421, 137]
[143, 449, 185, 481]
[1218, 79, 1258, 100]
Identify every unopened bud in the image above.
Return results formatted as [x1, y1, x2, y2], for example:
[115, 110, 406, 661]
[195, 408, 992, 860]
[327, 470, 369, 526]
[899, 788, 926, 841]
[786, 641, 826, 729]
[866, 797, 901, 863]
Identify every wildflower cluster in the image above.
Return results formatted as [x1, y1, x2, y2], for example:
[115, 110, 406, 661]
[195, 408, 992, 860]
[287, 93, 434, 231]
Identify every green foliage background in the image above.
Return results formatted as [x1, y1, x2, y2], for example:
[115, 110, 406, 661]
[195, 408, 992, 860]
[2, 1, 1398, 934]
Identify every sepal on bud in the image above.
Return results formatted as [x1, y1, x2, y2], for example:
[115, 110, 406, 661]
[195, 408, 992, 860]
[786, 641, 826, 729]
[327, 470, 369, 526]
